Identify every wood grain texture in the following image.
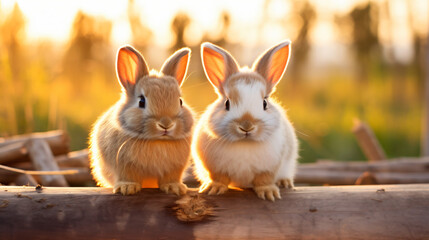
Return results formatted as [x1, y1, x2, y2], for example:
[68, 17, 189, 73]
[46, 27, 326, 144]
[0, 184, 428, 239]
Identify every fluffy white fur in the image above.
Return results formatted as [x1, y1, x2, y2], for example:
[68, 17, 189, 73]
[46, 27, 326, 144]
[193, 80, 298, 187]
[192, 40, 298, 201]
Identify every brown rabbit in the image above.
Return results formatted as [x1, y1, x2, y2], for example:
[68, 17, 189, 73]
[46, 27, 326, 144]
[89, 45, 194, 195]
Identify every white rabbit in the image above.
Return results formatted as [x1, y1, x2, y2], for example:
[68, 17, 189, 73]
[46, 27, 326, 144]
[192, 40, 298, 201]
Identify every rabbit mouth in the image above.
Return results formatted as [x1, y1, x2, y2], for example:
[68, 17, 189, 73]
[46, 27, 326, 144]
[161, 130, 170, 136]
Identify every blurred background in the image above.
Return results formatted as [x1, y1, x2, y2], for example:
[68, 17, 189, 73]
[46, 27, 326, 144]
[0, 0, 427, 163]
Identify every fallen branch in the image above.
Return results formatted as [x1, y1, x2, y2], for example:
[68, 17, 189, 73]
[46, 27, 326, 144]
[0, 130, 69, 165]
[25, 139, 69, 187]
[352, 120, 387, 161]
[0, 164, 78, 175]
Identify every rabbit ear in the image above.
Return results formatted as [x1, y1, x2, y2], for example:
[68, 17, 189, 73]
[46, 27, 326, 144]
[160, 48, 191, 86]
[201, 42, 239, 94]
[116, 45, 149, 92]
[252, 40, 291, 92]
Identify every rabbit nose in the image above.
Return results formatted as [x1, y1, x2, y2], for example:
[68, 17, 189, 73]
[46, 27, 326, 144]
[238, 121, 255, 133]
[157, 118, 175, 130]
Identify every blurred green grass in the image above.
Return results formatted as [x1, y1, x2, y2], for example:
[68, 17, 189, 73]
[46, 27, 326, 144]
[0, 56, 422, 164]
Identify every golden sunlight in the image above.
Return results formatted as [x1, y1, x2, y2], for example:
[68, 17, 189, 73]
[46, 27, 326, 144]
[0, 0, 428, 164]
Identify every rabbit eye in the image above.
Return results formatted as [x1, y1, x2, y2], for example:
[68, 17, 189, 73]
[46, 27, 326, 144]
[179, 98, 183, 107]
[139, 95, 146, 108]
[225, 99, 230, 111]
[263, 99, 268, 110]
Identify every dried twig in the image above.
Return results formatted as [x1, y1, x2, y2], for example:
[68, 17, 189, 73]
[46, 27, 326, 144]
[0, 164, 78, 175]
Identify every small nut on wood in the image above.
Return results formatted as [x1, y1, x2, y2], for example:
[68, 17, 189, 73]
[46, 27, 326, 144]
[376, 188, 385, 193]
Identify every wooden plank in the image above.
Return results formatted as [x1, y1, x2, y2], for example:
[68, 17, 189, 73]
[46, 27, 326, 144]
[352, 120, 387, 161]
[25, 139, 69, 187]
[0, 185, 428, 239]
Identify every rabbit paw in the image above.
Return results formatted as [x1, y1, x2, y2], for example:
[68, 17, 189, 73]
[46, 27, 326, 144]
[254, 184, 281, 202]
[160, 182, 187, 196]
[276, 178, 295, 189]
[203, 182, 228, 195]
[114, 181, 141, 195]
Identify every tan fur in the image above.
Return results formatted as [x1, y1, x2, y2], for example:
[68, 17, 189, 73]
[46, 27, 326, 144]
[252, 171, 275, 187]
[89, 105, 192, 188]
[89, 45, 194, 196]
[210, 171, 231, 186]
[138, 76, 181, 117]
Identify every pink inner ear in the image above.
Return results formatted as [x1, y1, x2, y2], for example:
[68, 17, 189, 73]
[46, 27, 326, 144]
[203, 47, 226, 89]
[175, 53, 189, 86]
[268, 45, 290, 85]
[118, 48, 139, 85]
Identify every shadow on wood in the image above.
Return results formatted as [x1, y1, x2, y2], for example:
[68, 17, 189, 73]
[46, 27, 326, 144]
[0, 184, 428, 239]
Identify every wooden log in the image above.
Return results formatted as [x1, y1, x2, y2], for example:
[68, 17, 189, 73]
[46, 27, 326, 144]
[352, 120, 387, 161]
[63, 167, 95, 186]
[13, 174, 38, 186]
[1, 162, 93, 186]
[0, 130, 69, 165]
[296, 169, 429, 185]
[55, 149, 89, 168]
[0, 130, 68, 147]
[0, 169, 19, 184]
[25, 139, 69, 187]
[300, 157, 429, 173]
[0, 142, 27, 165]
[354, 171, 377, 185]
[0, 184, 428, 239]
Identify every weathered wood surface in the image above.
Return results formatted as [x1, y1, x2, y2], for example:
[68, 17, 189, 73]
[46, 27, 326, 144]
[0, 184, 428, 239]
[352, 120, 387, 161]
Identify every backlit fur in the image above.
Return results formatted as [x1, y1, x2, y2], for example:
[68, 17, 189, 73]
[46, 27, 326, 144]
[89, 46, 194, 195]
[192, 41, 298, 201]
